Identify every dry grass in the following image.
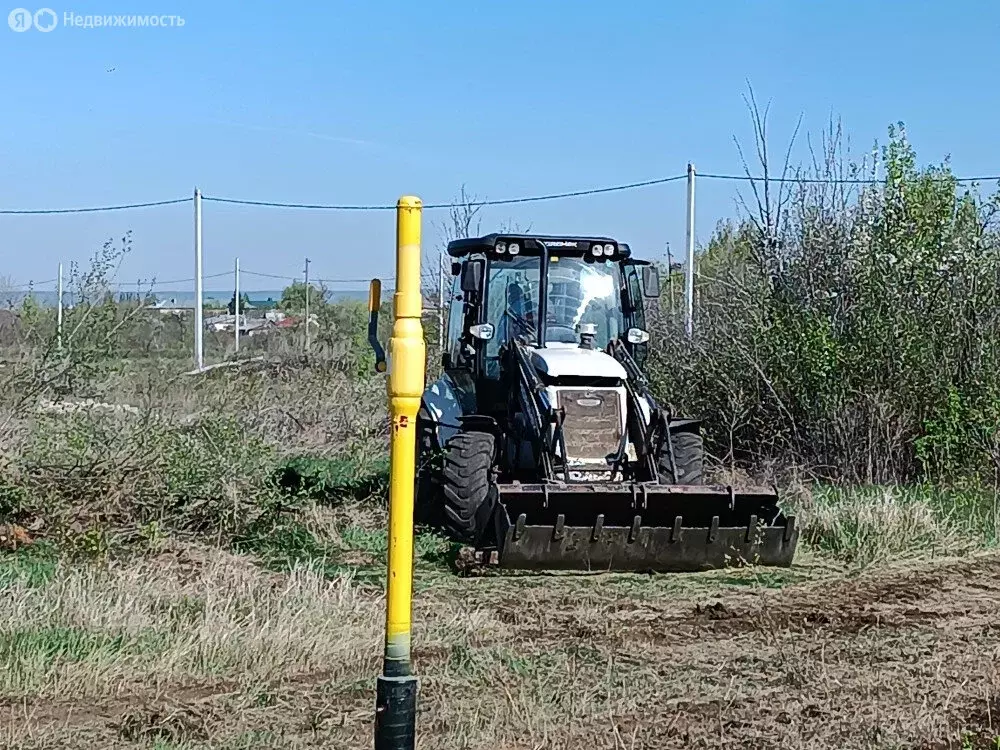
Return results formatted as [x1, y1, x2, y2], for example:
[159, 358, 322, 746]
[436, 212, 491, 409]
[0, 546, 382, 702]
[3, 541, 1000, 750]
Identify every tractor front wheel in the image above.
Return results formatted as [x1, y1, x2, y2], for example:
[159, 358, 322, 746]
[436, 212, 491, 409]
[658, 426, 705, 485]
[440, 430, 498, 544]
[415, 422, 498, 545]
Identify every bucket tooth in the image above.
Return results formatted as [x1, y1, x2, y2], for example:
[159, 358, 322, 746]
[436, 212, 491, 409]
[671, 515, 683, 543]
[629, 515, 642, 543]
[708, 515, 720, 543]
[745, 514, 759, 543]
[784, 515, 797, 543]
[553, 514, 566, 541]
[514, 513, 527, 541]
[592, 514, 605, 542]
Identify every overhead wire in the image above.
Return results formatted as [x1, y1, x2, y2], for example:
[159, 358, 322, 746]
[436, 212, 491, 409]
[3, 170, 999, 215]
[0, 197, 191, 215]
[698, 172, 1000, 185]
[201, 174, 690, 211]
[241, 269, 391, 284]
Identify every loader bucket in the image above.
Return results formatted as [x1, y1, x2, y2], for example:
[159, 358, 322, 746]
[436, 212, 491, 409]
[489, 483, 798, 572]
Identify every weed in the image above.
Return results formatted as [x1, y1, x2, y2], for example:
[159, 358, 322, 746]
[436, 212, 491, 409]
[0, 542, 59, 589]
[274, 454, 389, 504]
[798, 484, 1000, 566]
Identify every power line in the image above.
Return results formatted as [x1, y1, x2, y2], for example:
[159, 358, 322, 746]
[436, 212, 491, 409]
[241, 269, 297, 281]
[144, 271, 231, 286]
[0, 197, 190, 215]
[3, 170, 998, 215]
[699, 172, 1000, 185]
[1, 278, 58, 290]
[201, 175, 689, 211]
[243, 269, 388, 284]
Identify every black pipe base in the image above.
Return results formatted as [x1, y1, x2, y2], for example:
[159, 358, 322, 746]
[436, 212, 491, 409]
[374, 674, 418, 750]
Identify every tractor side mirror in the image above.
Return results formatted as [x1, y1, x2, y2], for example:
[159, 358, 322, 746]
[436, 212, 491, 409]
[642, 265, 661, 298]
[460, 260, 483, 294]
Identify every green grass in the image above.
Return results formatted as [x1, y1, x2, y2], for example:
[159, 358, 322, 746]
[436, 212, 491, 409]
[233, 517, 452, 586]
[0, 542, 60, 589]
[798, 483, 1000, 567]
[273, 455, 390, 504]
[0, 626, 168, 668]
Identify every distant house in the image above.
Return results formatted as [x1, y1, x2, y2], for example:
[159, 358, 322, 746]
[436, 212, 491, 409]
[242, 318, 275, 336]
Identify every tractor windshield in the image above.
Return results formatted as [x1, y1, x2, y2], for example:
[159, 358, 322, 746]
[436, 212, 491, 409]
[485, 256, 624, 373]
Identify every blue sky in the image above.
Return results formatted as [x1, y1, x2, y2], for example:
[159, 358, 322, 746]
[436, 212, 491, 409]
[2, 0, 999, 291]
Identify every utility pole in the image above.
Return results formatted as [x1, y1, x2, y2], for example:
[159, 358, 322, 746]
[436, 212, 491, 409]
[684, 163, 696, 338]
[665, 243, 675, 322]
[234, 256, 241, 354]
[56, 262, 63, 351]
[194, 187, 204, 370]
[304, 257, 311, 355]
[437, 249, 446, 347]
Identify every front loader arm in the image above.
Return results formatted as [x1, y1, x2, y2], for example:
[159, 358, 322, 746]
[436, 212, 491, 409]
[502, 341, 559, 481]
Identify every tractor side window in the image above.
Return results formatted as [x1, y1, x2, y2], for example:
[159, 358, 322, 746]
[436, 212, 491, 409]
[623, 264, 649, 364]
[624, 266, 646, 331]
[485, 258, 541, 377]
[445, 272, 465, 368]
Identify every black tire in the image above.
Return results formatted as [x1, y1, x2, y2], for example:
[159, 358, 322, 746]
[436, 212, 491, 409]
[414, 408, 439, 526]
[439, 430, 498, 544]
[658, 427, 704, 485]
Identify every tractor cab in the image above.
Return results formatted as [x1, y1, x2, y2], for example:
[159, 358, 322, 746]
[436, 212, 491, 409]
[443, 234, 659, 382]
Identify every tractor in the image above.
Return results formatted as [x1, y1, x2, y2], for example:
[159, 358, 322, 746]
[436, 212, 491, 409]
[374, 233, 798, 571]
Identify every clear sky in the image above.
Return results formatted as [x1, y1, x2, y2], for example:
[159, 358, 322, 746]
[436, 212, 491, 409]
[2, 0, 999, 291]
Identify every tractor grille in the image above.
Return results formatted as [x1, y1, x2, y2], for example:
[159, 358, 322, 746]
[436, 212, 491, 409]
[556, 389, 623, 461]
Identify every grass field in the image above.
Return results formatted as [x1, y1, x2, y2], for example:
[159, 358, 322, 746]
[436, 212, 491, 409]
[3, 477, 1000, 749]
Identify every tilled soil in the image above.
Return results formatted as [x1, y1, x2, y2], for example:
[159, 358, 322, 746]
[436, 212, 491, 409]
[5, 553, 1000, 749]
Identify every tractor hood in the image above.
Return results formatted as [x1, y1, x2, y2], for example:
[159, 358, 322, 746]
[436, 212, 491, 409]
[528, 344, 628, 381]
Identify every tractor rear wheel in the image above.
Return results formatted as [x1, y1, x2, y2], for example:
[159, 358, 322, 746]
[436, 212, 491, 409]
[658, 426, 704, 485]
[439, 430, 498, 544]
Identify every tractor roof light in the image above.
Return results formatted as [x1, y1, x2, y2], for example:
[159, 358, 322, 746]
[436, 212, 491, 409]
[495, 241, 507, 254]
[508, 241, 520, 255]
[590, 244, 603, 257]
[603, 243, 615, 256]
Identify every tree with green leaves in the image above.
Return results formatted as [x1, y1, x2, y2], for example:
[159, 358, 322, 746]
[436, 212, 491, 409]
[279, 281, 326, 313]
[228, 292, 251, 316]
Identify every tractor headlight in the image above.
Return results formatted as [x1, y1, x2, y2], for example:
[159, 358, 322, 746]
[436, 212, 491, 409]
[590, 244, 603, 257]
[496, 241, 507, 254]
[603, 243, 615, 256]
[507, 242, 520, 255]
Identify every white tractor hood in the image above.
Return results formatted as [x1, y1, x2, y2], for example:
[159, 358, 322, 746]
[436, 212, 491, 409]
[528, 343, 628, 380]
